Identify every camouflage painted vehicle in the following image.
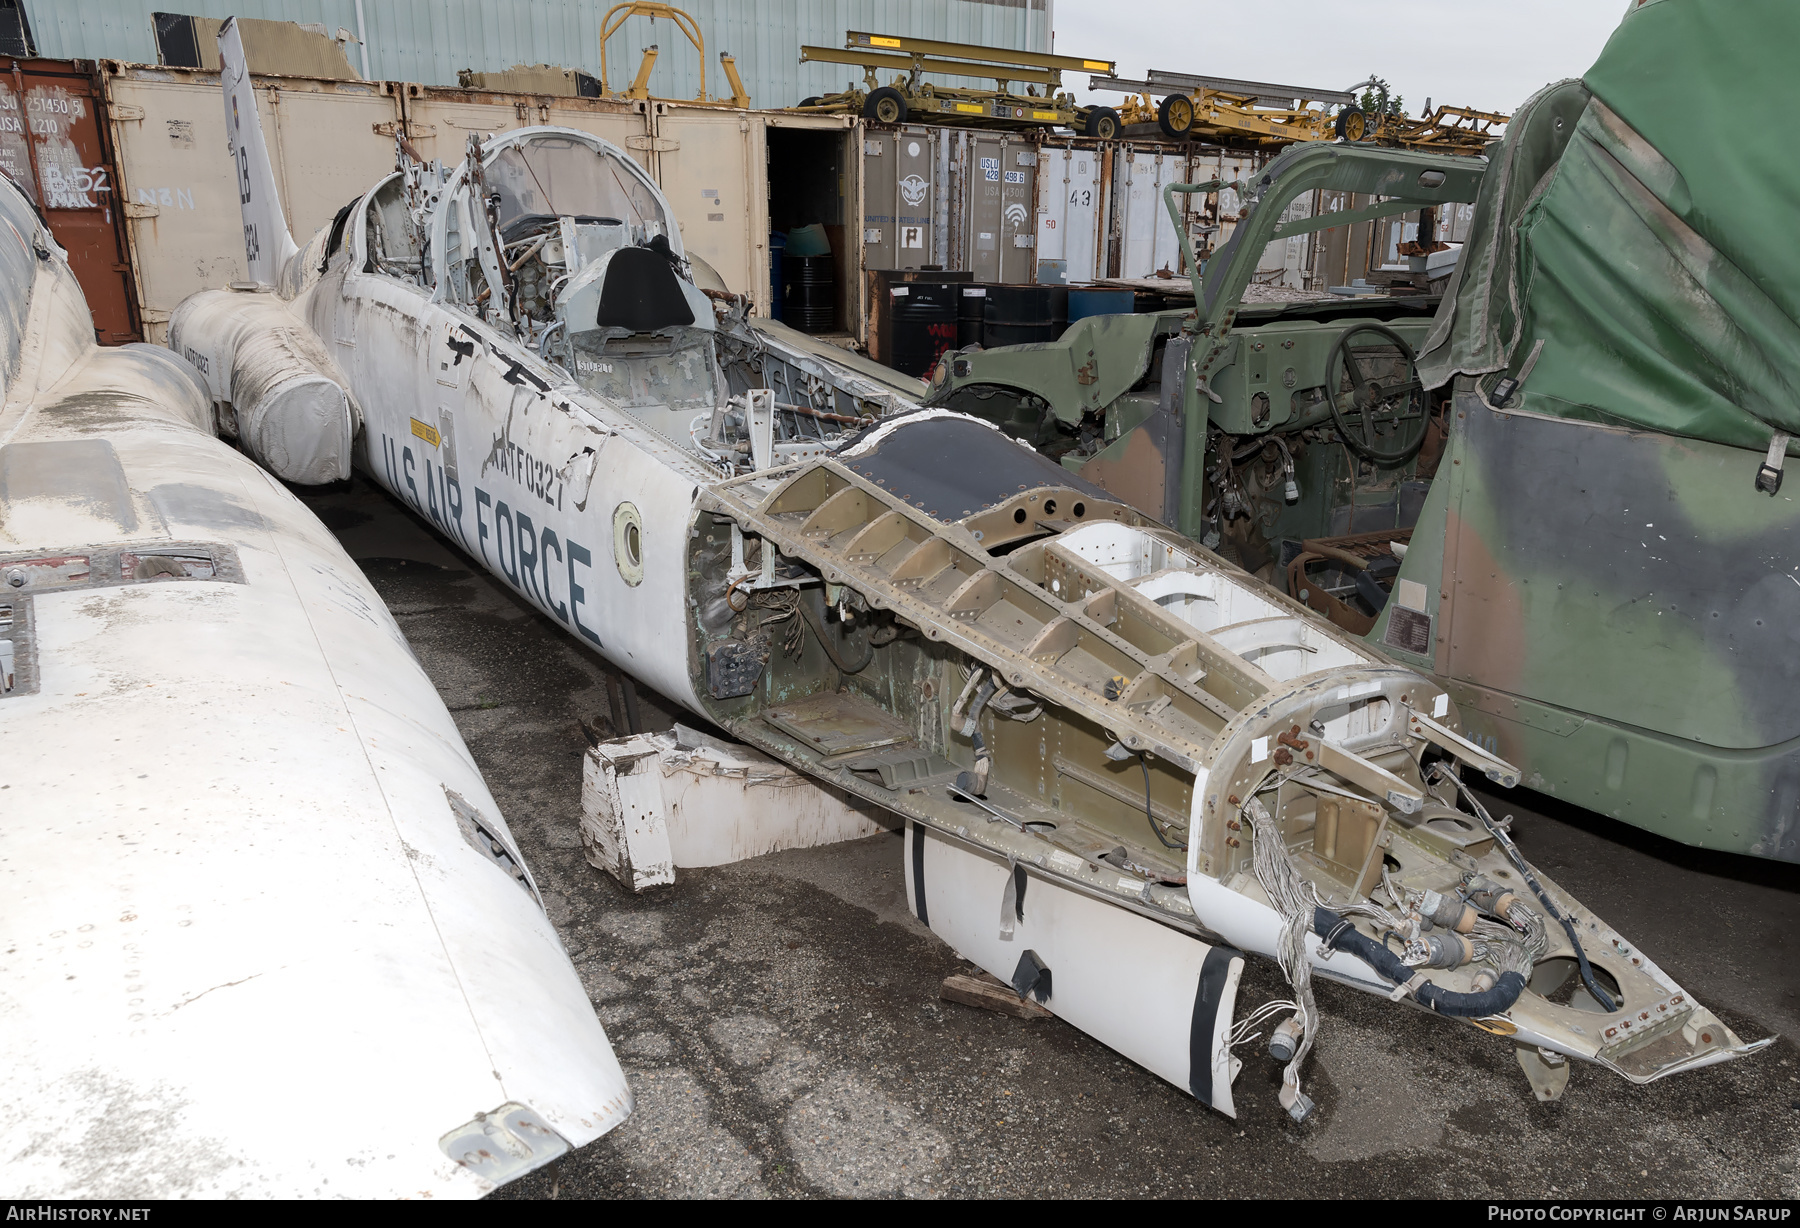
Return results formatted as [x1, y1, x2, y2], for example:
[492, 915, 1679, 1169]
[927, 0, 1800, 863]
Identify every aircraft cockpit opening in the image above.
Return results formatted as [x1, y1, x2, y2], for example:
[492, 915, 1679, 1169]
[486, 135, 671, 248]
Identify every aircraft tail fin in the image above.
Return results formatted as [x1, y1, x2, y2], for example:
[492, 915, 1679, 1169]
[219, 17, 299, 289]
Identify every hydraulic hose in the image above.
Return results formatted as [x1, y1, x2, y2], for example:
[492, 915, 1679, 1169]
[1313, 907, 1526, 1018]
[1429, 765, 1618, 1012]
[1139, 754, 1185, 850]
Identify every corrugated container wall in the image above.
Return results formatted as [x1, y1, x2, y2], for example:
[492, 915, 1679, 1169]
[99, 62, 871, 342]
[860, 126, 942, 274]
[22, 0, 1049, 107]
[954, 130, 1037, 284]
[1024, 141, 1279, 287]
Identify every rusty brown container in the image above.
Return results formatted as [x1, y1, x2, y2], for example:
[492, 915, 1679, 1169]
[0, 58, 139, 343]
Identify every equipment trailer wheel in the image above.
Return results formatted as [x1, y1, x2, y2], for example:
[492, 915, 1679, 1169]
[1158, 93, 1195, 139]
[798, 96, 821, 108]
[865, 87, 907, 124]
[1084, 106, 1121, 140]
[1336, 107, 1369, 141]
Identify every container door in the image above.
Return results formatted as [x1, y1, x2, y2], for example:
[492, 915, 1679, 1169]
[1208, 152, 1262, 263]
[891, 128, 933, 270]
[996, 139, 1036, 284]
[859, 126, 937, 273]
[1036, 144, 1102, 284]
[1259, 190, 1312, 288]
[649, 104, 764, 302]
[1152, 150, 1187, 277]
[1444, 200, 1476, 243]
[5, 59, 138, 342]
[1033, 145, 1067, 277]
[1118, 146, 1183, 279]
[931, 127, 951, 269]
[860, 129, 897, 272]
[843, 119, 863, 341]
[966, 133, 1002, 282]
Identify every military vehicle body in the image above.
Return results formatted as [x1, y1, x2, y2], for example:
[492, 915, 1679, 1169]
[0, 163, 629, 1195]
[929, 2, 1800, 865]
[926, 140, 1474, 603]
[181, 19, 1766, 1123]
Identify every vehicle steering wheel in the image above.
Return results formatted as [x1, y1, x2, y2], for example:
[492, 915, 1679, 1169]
[1326, 322, 1428, 465]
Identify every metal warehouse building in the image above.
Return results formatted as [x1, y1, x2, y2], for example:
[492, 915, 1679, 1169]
[6, 0, 1052, 106]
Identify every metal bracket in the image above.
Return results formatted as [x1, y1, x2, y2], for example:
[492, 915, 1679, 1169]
[1405, 705, 1520, 787]
[1317, 739, 1424, 814]
[1756, 431, 1789, 496]
[1515, 1043, 1571, 1102]
[747, 387, 775, 471]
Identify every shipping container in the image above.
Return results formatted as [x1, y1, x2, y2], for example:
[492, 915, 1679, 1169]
[103, 63, 395, 340]
[765, 109, 864, 338]
[96, 60, 863, 342]
[90, 58, 1329, 359]
[860, 125, 942, 274]
[952, 129, 1037, 284]
[2, 57, 139, 341]
[1033, 141, 1103, 285]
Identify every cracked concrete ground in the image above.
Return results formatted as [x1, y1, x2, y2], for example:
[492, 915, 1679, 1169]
[303, 476, 1800, 1200]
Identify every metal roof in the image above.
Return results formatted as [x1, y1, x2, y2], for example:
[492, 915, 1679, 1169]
[22, 0, 1052, 107]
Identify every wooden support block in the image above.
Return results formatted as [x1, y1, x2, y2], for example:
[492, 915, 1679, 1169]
[940, 972, 1052, 1019]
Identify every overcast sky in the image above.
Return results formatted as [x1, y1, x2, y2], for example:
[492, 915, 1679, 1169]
[1057, 0, 1629, 117]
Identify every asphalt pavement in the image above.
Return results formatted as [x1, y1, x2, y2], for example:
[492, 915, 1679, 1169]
[303, 475, 1800, 1200]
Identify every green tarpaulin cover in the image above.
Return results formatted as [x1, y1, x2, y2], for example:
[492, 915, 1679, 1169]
[1417, 0, 1800, 456]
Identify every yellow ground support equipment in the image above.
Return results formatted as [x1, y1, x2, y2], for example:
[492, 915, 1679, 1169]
[1094, 71, 1352, 147]
[1092, 70, 1505, 156]
[1366, 104, 1509, 154]
[795, 31, 1121, 137]
[598, 2, 750, 108]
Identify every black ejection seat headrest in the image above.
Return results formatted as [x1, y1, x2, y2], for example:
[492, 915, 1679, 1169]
[593, 244, 695, 332]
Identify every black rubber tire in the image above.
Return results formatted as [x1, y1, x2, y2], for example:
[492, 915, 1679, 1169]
[864, 87, 907, 125]
[1084, 106, 1121, 140]
[1157, 93, 1195, 140]
[798, 96, 821, 109]
[1335, 106, 1369, 141]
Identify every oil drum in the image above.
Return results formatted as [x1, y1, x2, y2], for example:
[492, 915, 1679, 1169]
[783, 255, 835, 332]
[981, 284, 1068, 348]
[884, 282, 961, 379]
[957, 285, 986, 349]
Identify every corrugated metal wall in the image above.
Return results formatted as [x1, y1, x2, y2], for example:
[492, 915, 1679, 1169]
[23, 0, 1050, 106]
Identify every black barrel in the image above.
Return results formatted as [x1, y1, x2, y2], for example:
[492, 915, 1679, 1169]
[783, 254, 835, 333]
[982, 284, 1068, 348]
[885, 281, 961, 379]
[957, 284, 986, 349]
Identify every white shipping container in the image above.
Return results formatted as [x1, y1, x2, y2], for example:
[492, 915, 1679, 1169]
[1028, 143, 1273, 287]
[105, 68, 396, 339]
[1035, 143, 1104, 284]
[1114, 147, 1189, 280]
[101, 64, 837, 340]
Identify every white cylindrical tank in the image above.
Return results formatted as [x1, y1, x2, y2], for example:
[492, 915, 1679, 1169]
[168, 288, 358, 484]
